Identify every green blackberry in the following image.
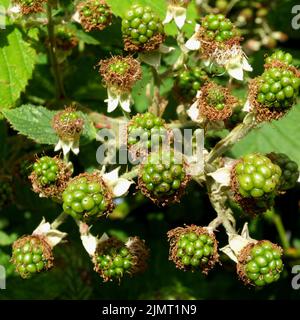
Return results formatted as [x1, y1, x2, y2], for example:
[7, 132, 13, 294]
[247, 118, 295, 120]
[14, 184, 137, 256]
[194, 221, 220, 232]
[256, 67, 300, 110]
[55, 26, 78, 51]
[33, 156, 59, 186]
[62, 173, 113, 221]
[206, 85, 226, 111]
[167, 225, 219, 274]
[78, 0, 112, 32]
[201, 14, 238, 42]
[265, 50, 294, 66]
[93, 237, 149, 282]
[15, 0, 46, 14]
[267, 152, 299, 190]
[237, 240, 283, 287]
[122, 4, 165, 52]
[233, 153, 282, 199]
[11, 235, 54, 279]
[127, 112, 168, 152]
[139, 150, 189, 205]
[176, 67, 207, 101]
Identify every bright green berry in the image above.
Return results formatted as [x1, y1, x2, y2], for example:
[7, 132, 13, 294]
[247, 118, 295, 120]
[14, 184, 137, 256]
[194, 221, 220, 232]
[62, 174, 112, 221]
[11, 236, 53, 279]
[122, 5, 164, 50]
[265, 50, 294, 66]
[267, 152, 299, 190]
[239, 241, 283, 287]
[33, 157, 59, 186]
[235, 153, 282, 198]
[109, 60, 130, 75]
[176, 67, 207, 101]
[140, 150, 187, 199]
[206, 86, 225, 107]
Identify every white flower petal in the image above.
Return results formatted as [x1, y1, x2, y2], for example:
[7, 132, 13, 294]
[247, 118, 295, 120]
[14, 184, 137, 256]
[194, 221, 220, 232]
[242, 99, 251, 112]
[227, 65, 244, 81]
[242, 56, 253, 72]
[163, 9, 174, 24]
[103, 167, 120, 184]
[187, 101, 199, 121]
[61, 140, 72, 155]
[72, 11, 81, 23]
[220, 245, 238, 263]
[207, 167, 231, 187]
[174, 8, 187, 29]
[194, 23, 201, 32]
[113, 178, 133, 197]
[9, 5, 21, 13]
[45, 230, 68, 247]
[54, 140, 62, 152]
[185, 35, 201, 51]
[33, 218, 50, 235]
[71, 139, 80, 155]
[81, 234, 97, 256]
[99, 233, 109, 243]
[120, 95, 131, 113]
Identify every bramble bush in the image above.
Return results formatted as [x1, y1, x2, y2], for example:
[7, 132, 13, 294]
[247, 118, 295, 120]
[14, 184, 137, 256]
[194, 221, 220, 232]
[0, 0, 300, 299]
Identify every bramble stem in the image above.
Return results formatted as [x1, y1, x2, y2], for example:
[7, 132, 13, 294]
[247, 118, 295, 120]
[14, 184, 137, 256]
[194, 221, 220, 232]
[51, 212, 69, 229]
[47, 2, 66, 100]
[207, 112, 256, 164]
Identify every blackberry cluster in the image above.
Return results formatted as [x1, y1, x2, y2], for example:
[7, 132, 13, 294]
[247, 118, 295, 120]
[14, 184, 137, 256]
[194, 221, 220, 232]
[267, 152, 299, 190]
[201, 14, 237, 42]
[62, 174, 112, 221]
[206, 86, 226, 111]
[109, 60, 129, 75]
[256, 67, 300, 109]
[140, 151, 187, 199]
[55, 26, 78, 51]
[33, 156, 58, 186]
[234, 153, 282, 198]
[78, 0, 112, 32]
[265, 50, 294, 66]
[122, 5, 165, 51]
[127, 113, 167, 151]
[176, 232, 215, 270]
[15, 0, 46, 14]
[11, 236, 53, 279]
[176, 67, 207, 101]
[239, 241, 283, 287]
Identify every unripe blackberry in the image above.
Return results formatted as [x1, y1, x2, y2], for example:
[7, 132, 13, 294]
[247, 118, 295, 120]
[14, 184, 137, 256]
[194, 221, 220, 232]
[267, 152, 299, 190]
[14, 0, 46, 15]
[29, 156, 72, 199]
[52, 107, 84, 142]
[138, 150, 189, 206]
[62, 173, 114, 222]
[55, 26, 78, 51]
[200, 14, 239, 43]
[93, 236, 149, 282]
[175, 67, 207, 102]
[265, 50, 294, 67]
[167, 225, 219, 274]
[122, 5, 165, 52]
[77, 0, 112, 32]
[232, 153, 282, 199]
[11, 235, 54, 279]
[127, 112, 169, 156]
[237, 240, 283, 287]
[197, 82, 237, 121]
[98, 56, 142, 93]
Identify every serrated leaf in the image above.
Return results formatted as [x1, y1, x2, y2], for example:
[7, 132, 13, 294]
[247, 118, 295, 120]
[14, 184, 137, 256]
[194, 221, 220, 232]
[2, 104, 96, 145]
[0, 26, 37, 109]
[231, 105, 300, 166]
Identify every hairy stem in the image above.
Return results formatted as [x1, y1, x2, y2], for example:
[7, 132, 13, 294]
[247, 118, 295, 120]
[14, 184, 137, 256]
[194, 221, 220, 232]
[51, 212, 69, 229]
[47, 2, 66, 100]
[207, 112, 256, 164]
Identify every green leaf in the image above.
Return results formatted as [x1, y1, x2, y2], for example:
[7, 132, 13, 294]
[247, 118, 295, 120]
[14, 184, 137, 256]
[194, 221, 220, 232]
[0, 230, 17, 246]
[0, 26, 37, 110]
[2, 104, 96, 145]
[75, 29, 101, 45]
[231, 105, 300, 166]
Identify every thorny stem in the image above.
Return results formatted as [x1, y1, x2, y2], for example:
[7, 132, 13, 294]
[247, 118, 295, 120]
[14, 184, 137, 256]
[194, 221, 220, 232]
[207, 112, 257, 164]
[51, 212, 69, 229]
[47, 2, 66, 100]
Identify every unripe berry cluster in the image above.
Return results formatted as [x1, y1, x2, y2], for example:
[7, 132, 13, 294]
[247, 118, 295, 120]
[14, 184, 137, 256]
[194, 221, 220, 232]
[122, 5, 165, 52]
[11, 236, 53, 279]
[233, 153, 282, 199]
[78, 0, 112, 32]
[206, 86, 226, 111]
[175, 67, 207, 101]
[167, 225, 219, 274]
[99, 56, 142, 93]
[237, 241, 283, 287]
[201, 14, 238, 42]
[267, 152, 299, 190]
[265, 50, 294, 66]
[127, 112, 168, 152]
[139, 150, 188, 205]
[93, 237, 149, 282]
[15, 0, 46, 15]
[256, 67, 300, 109]
[62, 173, 113, 221]
[55, 26, 78, 51]
[33, 156, 58, 186]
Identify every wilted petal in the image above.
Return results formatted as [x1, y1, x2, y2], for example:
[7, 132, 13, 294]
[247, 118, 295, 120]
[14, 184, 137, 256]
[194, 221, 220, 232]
[81, 234, 97, 256]
[159, 44, 175, 54]
[185, 35, 201, 51]
[106, 96, 119, 113]
[242, 56, 253, 72]
[113, 178, 133, 197]
[207, 167, 231, 187]
[227, 65, 244, 81]
[54, 140, 62, 152]
[33, 218, 50, 235]
[174, 8, 187, 29]
[120, 94, 131, 113]
[8, 5, 21, 13]
[242, 99, 251, 112]
[61, 140, 72, 155]
[72, 10, 81, 23]
[103, 167, 120, 184]
[139, 51, 161, 69]
[71, 139, 80, 155]
[45, 229, 68, 247]
[187, 100, 200, 121]
[220, 245, 238, 263]
[163, 9, 174, 24]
